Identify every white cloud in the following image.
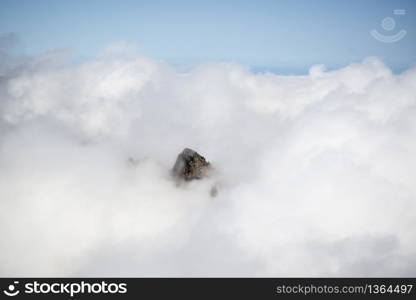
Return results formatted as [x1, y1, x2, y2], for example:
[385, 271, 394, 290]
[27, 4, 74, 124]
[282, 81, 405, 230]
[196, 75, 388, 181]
[0, 47, 415, 276]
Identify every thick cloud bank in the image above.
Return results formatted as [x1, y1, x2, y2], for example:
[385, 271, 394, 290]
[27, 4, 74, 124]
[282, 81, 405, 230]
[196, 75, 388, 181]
[0, 46, 415, 276]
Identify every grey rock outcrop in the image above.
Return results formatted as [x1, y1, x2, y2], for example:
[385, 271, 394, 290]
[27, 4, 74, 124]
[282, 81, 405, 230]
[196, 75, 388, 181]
[172, 148, 211, 181]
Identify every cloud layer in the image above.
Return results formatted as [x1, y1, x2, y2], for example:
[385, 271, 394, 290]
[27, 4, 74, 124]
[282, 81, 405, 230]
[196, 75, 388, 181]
[0, 46, 415, 276]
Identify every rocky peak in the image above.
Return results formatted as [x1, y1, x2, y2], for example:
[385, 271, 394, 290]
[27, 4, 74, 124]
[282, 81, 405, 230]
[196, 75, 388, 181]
[172, 148, 211, 181]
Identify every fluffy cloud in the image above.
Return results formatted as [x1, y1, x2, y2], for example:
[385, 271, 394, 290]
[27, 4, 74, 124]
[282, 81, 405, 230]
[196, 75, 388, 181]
[0, 45, 415, 276]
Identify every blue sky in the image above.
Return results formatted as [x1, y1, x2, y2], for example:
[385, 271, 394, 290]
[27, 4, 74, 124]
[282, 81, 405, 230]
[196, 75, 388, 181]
[1, 0, 415, 72]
